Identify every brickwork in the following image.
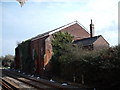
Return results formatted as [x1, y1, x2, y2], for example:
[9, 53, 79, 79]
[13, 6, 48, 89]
[15, 21, 109, 75]
[93, 36, 109, 50]
[61, 23, 90, 40]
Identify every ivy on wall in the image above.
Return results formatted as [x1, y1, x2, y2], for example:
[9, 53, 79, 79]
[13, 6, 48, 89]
[17, 40, 35, 74]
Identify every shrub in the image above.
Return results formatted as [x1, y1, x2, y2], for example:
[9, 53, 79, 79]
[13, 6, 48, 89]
[51, 32, 73, 76]
[1, 55, 14, 67]
[51, 31, 120, 87]
[60, 45, 120, 87]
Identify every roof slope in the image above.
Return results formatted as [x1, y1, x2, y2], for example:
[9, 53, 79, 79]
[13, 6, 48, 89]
[74, 35, 101, 46]
[31, 21, 89, 41]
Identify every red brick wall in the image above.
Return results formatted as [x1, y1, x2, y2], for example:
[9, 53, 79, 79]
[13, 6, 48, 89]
[43, 23, 90, 68]
[44, 36, 52, 67]
[61, 23, 90, 40]
[31, 39, 40, 74]
[93, 37, 109, 50]
[15, 23, 94, 74]
[31, 36, 48, 74]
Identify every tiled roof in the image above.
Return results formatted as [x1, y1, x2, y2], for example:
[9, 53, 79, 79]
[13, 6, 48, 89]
[73, 35, 101, 46]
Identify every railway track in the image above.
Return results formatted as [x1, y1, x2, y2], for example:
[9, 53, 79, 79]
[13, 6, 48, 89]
[2, 70, 54, 89]
[1, 73, 36, 90]
[2, 69, 82, 90]
[0, 77, 18, 90]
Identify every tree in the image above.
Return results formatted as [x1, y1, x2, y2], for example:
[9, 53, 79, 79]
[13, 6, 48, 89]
[51, 31, 120, 87]
[51, 32, 73, 76]
[52, 32, 73, 56]
[1, 55, 14, 67]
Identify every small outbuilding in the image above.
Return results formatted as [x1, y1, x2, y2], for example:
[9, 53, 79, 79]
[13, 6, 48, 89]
[74, 35, 109, 50]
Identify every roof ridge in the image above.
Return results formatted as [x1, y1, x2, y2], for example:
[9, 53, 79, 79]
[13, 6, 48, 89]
[31, 21, 77, 40]
[73, 35, 102, 45]
[75, 35, 101, 41]
[76, 21, 89, 33]
[50, 21, 77, 32]
[31, 21, 89, 40]
[49, 21, 89, 35]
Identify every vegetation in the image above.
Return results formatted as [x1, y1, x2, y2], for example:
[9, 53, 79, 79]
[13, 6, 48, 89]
[59, 45, 120, 87]
[51, 31, 120, 88]
[17, 40, 34, 73]
[51, 32, 73, 76]
[0, 54, 14, 68]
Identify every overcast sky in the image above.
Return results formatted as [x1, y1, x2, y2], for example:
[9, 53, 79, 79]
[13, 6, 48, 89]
[0, 0, 119, 56]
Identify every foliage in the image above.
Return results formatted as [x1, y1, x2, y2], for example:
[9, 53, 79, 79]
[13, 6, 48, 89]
[0, 54, 14, 67]
[52, 31, 73, 56]
[51, 32, 120, 87]
[60, 45, 120, 87]
[51, 32, 73, 76]
[17, 40, 34, 73]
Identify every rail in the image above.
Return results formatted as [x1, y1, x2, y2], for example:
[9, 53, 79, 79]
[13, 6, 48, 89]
[2, 69, 80, 89]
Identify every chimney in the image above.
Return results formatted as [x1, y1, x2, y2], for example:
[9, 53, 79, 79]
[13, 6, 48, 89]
[90, 19, 94, 37]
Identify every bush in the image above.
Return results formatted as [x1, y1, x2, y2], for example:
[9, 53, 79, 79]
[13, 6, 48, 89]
[52, 42, 120, 87]
[51, 32, 73, 76]
[59, 45, 120, 87]
[17, 40, 34, 73]
[1, 55, 14, 67]
[51, 31, 120, 87]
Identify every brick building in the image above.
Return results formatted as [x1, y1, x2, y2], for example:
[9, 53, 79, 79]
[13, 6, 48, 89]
[74, 35, 109, 50]
[15, 20, 109, 74]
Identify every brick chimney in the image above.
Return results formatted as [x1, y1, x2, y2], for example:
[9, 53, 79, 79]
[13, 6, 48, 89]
[90, 19, 94, 37]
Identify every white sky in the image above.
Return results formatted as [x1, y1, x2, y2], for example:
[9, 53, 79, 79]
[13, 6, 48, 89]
[0, 0, 119, 56]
